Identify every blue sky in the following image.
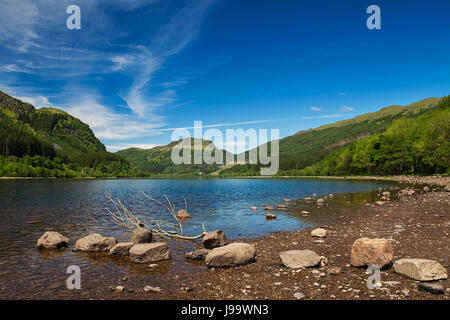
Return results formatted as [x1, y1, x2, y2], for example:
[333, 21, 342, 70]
[1, 0, 450, 152]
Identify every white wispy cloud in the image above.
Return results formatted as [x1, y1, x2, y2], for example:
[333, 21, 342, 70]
[309, 106, 322, 111]
[303, 114, 345, 119]
[0, 0, 218, 145]
[160, 119, 282, 131]
[339, 106, 355, 112]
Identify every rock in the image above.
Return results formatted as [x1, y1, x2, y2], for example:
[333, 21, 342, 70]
[350, 238, 393, 269]
[284, 198, 292, 202]
[129, 243, 171, 263]
[75, 233, 117, 252]
[381, 191, 391, 197]
[311, 228, 327, 238]
[144, 285, 163, 293]
[328, 194, 334, 198]
[326, 267, 341, 275]
[320, 256, 328, 267]
[399, 189, 415, 196]
[266, 213, 277, 219]
[375, 201, 385, 206]
[115, 286, 125, 293]
[393, 258, 447, 281]
[177, 209, 192, 219]
[185, 249, 210, 261]
[131, 227, 152, 244]
[418, 283, 444, 294]
[423, 186, 430, 192]
[316, 198, 325, 204]
[277, 204, 287, 208]
[202, 230, 226, 249]
[279, 250, 322, 269]
[251, 206, 258, 210]
[109, 242, 134, 256]
[205, 243, 256, 267]
[301, 211, 310, 216]
[383, 281, 401, 287]
[293, 292, 305, 300]
[36, 231, 69, 249]
[304, 197, 312, 202]
[264, 206, 274, 210]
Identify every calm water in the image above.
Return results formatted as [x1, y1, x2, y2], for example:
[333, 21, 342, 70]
[0, 178, 394, 299]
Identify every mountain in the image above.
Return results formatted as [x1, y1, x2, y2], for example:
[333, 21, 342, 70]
[117, 138, 234, 175]
[0, 90, 134, 177]
[219, 96, 447, 176]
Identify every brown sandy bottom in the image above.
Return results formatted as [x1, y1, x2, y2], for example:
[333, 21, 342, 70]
[2, 182, 449, 300]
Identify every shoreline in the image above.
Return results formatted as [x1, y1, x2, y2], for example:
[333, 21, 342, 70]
[1, 175, 449, 186]
[5, 182, 447, 300]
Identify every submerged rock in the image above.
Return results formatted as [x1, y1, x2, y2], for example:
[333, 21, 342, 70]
[129, 243, 171, 263]
[109, 242, 134, 256]
[266, 213, 277, 219]
[393, 258, 447, 281]
[177, 209, 191, 219]
[75, 233, 117, 252]
[185, 249, 210, 261]
[350, 238, 393, 269]
[36, 231, 69, 249]
[279, 249, 322, 269]
[202, 230, 226, 249]
[205, 243, 256, 267]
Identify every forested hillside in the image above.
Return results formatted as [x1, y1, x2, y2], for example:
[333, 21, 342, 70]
[0, 90, 140, 177]
[219, 96, 448, 176]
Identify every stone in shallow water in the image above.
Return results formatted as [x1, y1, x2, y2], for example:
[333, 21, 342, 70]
[393, 258, 447, 281]
[129, 243, 171, 263]
[279, 250, 322, 269]
[109, 242, 134, 256]
[205, 243, 256, 267]
[75, 233, 117, 252]
[185, 249, 210, 261]
[36, 231, 69, 249]
[350, 238, 393, 269]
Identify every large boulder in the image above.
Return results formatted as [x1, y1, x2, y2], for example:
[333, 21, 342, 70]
[350, 238, 393, 269]
[185, 249, 210, 261]
[393, 258, 448, 281]
[109, 242, 134, 256]
[311, 228, 327, 238]
[205, 243, 256, 267]
[129, 243, 171, 263]
[75, 233, 117, 252]
[36, 231, 69, 249]
[279, 250, 322, 269]
[202, 230, 226, 249]
[131, 227, 152, 244]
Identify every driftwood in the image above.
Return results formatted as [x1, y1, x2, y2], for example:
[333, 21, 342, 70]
[105, 191, 206, 240]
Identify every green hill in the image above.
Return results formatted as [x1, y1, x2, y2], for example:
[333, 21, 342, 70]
[219, 96, 447, 176]
[300, 96, 450, 176]
[117, 138, 234, 176]
[0, 90, 136, 177]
